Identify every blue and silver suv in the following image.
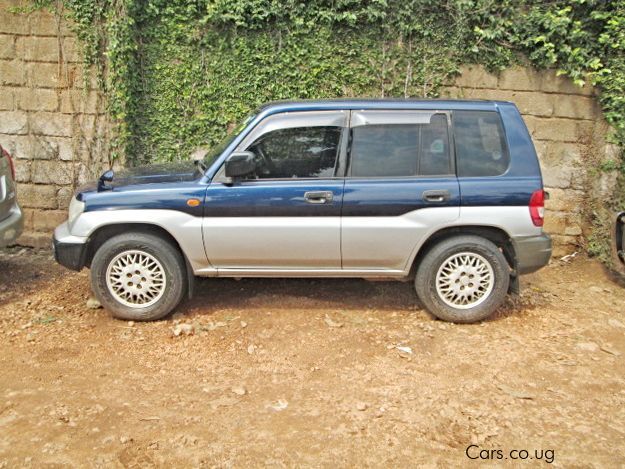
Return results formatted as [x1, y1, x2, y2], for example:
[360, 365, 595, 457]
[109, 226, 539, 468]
[53, 99, 551, 323]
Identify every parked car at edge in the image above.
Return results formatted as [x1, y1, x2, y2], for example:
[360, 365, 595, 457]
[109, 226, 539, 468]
[615, 212, 625, 266]
[0, 144, 23, 248]
[53, 99, 552, 323]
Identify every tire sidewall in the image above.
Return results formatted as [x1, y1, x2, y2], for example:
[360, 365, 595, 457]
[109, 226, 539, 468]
[416, 237, 509, 323]
[91, 233, 186, 321]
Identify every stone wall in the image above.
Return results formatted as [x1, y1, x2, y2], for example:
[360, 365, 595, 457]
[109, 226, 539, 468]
[0, 1, 615, 255]
[442, 65, 614, 256]
[0, 1, 108, 248]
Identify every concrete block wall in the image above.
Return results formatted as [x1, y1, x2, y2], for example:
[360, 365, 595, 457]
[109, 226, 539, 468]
[0, 1, 108, 248]
[442, 65, 613, 256]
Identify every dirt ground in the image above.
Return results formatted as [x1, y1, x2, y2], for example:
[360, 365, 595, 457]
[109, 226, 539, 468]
[0, 248, 624, 468]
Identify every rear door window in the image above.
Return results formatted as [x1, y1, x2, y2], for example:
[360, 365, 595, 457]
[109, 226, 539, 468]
[349, 112, 452, 177]
[453, 111, 509, 177]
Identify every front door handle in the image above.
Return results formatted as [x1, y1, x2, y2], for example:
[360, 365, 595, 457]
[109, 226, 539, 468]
[423, 189, 450, 203]
[304, 191, 334, 204]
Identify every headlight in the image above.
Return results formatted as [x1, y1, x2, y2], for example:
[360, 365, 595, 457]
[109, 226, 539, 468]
[68, 196, 85, 228]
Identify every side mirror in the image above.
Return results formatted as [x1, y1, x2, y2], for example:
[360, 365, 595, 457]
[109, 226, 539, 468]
[225, 151, 256, 178]
[97, 169, 114, 192]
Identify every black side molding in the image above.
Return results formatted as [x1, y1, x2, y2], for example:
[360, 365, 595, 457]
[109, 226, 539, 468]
[52, 236, 88, 271]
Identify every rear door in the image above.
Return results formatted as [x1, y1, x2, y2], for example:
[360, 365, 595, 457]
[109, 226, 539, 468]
[341, 110, 460, 272]
[203, 111, 348, 270]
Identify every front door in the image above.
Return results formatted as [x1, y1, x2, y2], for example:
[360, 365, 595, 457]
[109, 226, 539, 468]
[203, 111, 348, 271]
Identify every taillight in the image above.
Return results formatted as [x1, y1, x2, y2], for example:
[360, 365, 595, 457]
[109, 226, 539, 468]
[1, 145, 15, 180]
[529, 189, 545, 227]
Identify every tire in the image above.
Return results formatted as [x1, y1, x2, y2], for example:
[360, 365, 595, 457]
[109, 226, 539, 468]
[415, 235, 510, 323]
[90, 232, 187, 321]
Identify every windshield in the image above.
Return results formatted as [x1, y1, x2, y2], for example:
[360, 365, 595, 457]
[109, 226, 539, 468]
[202, 114, 256, 168]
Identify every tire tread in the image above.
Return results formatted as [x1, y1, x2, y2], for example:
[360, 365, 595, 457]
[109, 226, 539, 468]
[90, 232, 187, 321]
[415, 235, 509, 323]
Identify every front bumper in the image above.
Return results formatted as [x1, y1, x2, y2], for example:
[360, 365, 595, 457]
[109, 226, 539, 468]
[52, 221, 88, 271]
[513, 233, 552, 275]
[0, 204, 23, 247]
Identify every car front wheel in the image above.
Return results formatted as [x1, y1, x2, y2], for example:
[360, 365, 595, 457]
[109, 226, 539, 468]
[415, 235, 510, 323]
[90, 232, 187, 321]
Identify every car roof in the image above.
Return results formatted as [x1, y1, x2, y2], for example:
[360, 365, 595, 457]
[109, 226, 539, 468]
[257, 98, 511, 114]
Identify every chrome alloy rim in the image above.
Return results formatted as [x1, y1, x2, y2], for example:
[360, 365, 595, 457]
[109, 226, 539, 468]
[105, 250, 166, 308]
[435, 252, 495, 309]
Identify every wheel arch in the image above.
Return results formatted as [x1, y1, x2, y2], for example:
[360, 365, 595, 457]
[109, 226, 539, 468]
[84, 223, 195, 297]
[86, 223, 179, 265]
[409, 225, 518, 285]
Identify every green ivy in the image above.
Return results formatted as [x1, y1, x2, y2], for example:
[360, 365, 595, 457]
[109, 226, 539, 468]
[38, 0, 624, 163]
[127, 0, 469, 163]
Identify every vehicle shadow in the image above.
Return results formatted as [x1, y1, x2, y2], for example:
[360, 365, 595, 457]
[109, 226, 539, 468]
[179, 276, 424, 316]
[176, 277, 543, 323]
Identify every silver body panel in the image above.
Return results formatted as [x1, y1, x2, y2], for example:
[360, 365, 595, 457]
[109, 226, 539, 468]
[0, 203, 23, 247]
[68, 209, 210, 272]
[342, 207, 460, 271]
[203, 217, 341, 269]
[62, 205, 540, 277]
[54, 221, 85, 244]
[0, 158, 16, 221]
[0, 154, 22, 247]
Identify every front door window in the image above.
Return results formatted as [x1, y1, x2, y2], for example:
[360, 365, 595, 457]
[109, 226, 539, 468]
[247, 126, 342, 179]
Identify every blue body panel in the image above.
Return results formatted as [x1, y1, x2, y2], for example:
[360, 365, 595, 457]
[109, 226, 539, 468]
[82, 181, 206, 217]
[204, 179, 344, 217]
[342, 178, 460, 216]
[76, 99, 543, 220]
[458, 177, 542, 207]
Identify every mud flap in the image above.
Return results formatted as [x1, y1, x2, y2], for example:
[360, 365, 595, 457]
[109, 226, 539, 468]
[185, 257, 195, 299]
[508, 274, 520, 295]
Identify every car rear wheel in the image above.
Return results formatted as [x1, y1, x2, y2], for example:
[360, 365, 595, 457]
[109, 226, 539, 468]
[90, 232, 187, 321]
[415, 235, 510, 323]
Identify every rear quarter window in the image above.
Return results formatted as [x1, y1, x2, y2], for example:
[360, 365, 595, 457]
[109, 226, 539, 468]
[454, 111, 509, 177]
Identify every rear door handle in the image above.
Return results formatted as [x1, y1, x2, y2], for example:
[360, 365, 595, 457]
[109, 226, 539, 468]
[304, 191, 334, 204]
[423, 189, 450, 203]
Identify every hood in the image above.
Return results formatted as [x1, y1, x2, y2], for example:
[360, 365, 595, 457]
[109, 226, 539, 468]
[110, 161, 201, 187]
[77, 160, 203, 195]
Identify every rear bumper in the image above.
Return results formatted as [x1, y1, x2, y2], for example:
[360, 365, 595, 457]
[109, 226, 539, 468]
[513, 233, 552, 275]
[0, 204, 23, 247]
[52, 222, 88, 271]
